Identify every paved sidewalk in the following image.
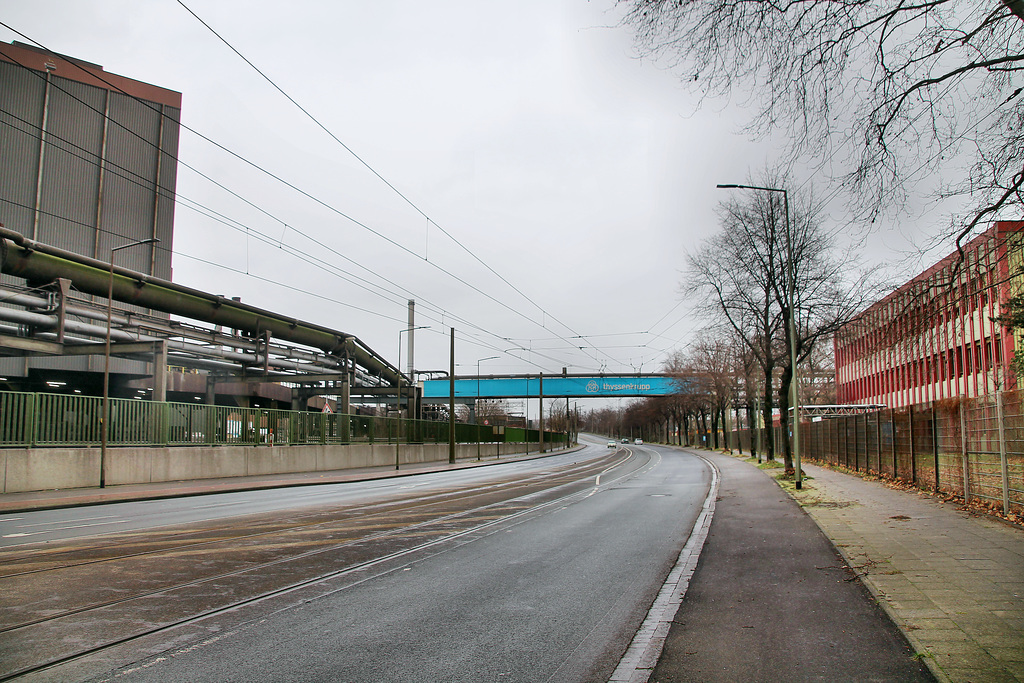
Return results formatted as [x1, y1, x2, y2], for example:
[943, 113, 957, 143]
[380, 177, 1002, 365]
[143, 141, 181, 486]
[789, 462, 1024, 683]
[651, 450, 934, 683]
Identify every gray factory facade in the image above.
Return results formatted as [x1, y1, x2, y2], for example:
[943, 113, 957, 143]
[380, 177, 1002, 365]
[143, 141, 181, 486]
[0, 40, 181, 389]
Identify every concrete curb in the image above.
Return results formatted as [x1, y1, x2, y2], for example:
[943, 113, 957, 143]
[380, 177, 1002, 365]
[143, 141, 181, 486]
[608, 453, 720, 683]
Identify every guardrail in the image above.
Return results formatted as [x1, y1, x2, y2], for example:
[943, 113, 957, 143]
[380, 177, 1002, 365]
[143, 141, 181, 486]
[0, 391, 564, 448]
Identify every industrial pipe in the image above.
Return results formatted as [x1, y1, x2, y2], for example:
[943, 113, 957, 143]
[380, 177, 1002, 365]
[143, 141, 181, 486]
[0, 227, 401, 385]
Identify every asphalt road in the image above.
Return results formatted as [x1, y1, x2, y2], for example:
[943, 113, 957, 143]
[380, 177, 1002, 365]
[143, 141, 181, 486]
[0, 450, 633, 547]
[4, 441, 713, 683]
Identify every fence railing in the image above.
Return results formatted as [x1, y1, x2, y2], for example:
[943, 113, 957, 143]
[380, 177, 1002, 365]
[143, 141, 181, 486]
[734, 391, 1023, 515]
[0, 391, 565, 449]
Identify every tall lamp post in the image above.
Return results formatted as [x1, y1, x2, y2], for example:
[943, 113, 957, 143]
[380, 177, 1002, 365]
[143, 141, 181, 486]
[716, 183, 801, 489]
[395, 325, 429, 470]
[101, 237, 159, 488]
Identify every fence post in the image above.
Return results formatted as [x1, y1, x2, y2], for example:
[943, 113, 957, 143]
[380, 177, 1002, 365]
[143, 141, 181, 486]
[997, 391, 1010, 516]
[823, 419, 831, 466]
[864, 412, 871, 472]
[852, 414, 859, 472]
[876, 411, 882, 475]
[908, 407, 916, 485]
[842, 416, 848, 468]
[27, 392, 38, 447]
[960, 399, 970, 503]
[158, 401, 170, 446]
[932, 401, 940, 492]
[891, 409, 897, 478]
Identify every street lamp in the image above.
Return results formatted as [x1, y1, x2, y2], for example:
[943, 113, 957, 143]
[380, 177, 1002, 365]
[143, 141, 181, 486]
[475, 356, 499, 460]
[475, 356, 499, 408]
[717, 183, 801, 489]
[101, 237, 159, 488]
[395, 325, 428, 470]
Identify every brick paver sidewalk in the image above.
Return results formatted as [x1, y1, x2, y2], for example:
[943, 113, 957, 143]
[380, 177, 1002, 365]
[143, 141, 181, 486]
[790, 462, 1024, 683]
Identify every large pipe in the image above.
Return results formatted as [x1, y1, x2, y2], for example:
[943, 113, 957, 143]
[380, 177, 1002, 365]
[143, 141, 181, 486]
[0, 306, 344, 376]
[0, 285, 347, 369]
[0, 227, 401, 385]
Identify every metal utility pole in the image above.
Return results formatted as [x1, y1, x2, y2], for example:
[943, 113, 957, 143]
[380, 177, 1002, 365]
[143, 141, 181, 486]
[406, 300, 415, 377]
[539, 372, 544, 453]
[717, 183, 801, 488]
[449, 327, 456, 464]
[102, 237, 158, 488]
[396, 324, 428, 470]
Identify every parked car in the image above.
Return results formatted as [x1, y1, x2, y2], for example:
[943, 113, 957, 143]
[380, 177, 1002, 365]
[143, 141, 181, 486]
[634, 438, 643, 445]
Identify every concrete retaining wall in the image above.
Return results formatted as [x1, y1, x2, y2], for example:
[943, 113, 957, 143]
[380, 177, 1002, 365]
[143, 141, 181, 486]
[0, 442, 541, 493]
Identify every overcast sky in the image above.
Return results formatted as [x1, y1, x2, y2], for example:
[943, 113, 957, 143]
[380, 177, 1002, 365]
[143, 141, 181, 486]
[0, 0, 954, 388]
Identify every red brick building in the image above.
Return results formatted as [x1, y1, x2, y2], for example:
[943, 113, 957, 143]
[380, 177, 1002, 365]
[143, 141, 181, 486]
[834, 221, 1024, 409]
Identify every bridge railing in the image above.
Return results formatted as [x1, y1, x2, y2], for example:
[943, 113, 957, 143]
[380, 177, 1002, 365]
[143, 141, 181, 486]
[0, 391, 566, 449]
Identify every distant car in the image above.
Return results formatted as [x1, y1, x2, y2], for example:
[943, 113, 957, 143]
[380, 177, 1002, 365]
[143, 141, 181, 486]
[607, 440, 616, 448]
[634, 438, 643, 445]
[621, 438, 629, 443]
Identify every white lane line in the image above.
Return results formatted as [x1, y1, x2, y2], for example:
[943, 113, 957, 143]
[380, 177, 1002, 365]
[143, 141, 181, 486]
[2, 520, 126, 538]
[595, 453, 632, 487]
[608, 453, 720, 683]
[14, 515, 119, 528]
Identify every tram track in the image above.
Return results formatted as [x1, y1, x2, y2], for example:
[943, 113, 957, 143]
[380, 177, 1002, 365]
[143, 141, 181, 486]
[0, 452, 624, 579]
[0, 448, 648, 681]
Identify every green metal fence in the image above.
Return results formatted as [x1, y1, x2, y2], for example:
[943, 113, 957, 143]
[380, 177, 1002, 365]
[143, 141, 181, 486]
[0, 391, 566, 449]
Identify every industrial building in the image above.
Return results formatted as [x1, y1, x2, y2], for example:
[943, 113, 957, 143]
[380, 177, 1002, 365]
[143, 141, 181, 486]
[834, 220, 1023, 409]
[0, 41, 406, 413]
[0, 40, 180, 389]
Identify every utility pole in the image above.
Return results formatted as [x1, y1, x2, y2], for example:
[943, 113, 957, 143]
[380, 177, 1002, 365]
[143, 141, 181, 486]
[449, 327, 456, 464]
[539, 372, 544, 453]
[717, 182, 801, 488]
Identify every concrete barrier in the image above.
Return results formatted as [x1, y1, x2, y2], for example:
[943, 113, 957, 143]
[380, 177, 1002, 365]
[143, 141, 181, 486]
[0, 441, 546, 493]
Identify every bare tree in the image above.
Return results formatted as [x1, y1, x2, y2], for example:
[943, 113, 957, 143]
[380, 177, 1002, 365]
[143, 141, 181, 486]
[687, 184, 786, 461]
[687, 174, 871, 471]
[687, 331, 738, 450]
[663, 349, 706, 446]
[618, 1, 1024, 246]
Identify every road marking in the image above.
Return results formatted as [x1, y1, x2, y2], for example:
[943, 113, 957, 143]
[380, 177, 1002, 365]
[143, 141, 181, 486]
[14, 514, 119, 528]
[3, 520, 126, 538]
[608, 452, 719, 683]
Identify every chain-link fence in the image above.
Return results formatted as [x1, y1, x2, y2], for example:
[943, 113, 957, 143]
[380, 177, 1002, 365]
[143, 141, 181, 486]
[751, 392, 1024, 515]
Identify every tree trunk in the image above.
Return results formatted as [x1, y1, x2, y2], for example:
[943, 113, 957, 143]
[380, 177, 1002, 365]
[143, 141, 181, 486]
[761, 368, 775, 462]
[745, 402, 756, 458]
[779, 362, 795, 474]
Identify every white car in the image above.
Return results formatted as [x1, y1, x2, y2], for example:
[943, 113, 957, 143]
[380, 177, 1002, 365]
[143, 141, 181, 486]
[634, 438, 643, 445]
[607, 440, 617, 448]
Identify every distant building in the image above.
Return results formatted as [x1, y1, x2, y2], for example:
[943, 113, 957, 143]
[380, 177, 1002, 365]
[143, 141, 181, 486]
[0, 41, 181, 388]
[834, 221, 1024, 409]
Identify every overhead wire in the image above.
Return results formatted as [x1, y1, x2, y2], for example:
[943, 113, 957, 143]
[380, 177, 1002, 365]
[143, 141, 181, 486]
[0, 43, 604, 370]
[0, 30, 626, 371]
[0, 26, 655, 372]
[0, 30, 565, 341]
[169, 3, 624, 369]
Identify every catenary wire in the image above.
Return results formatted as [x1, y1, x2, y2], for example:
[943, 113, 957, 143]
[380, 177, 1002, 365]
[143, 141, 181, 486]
[0, 31, 626, 370]
[0, 49, 627, 370]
